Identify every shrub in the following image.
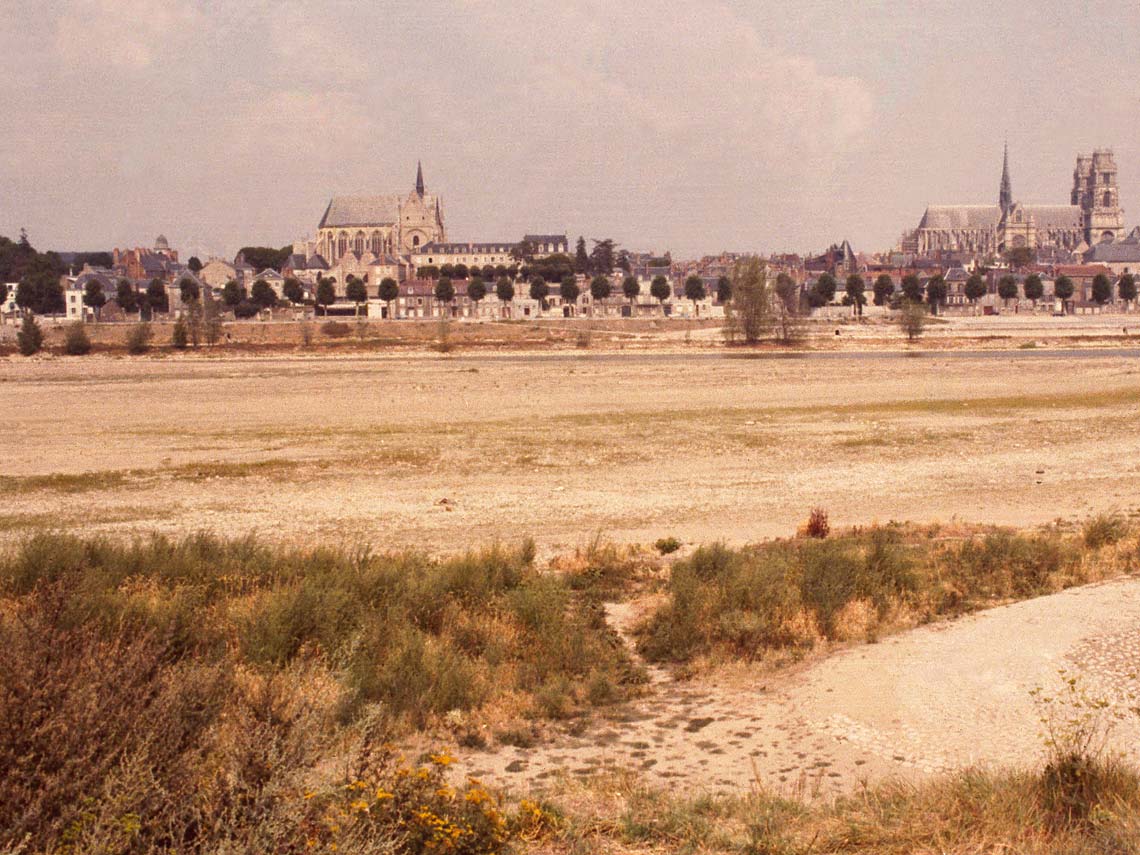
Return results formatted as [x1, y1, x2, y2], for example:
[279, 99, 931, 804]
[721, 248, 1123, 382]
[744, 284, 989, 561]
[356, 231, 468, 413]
[125, 321, 152, 354]
[17, 313, 43, 356]
[63, 321, 91, 355]
[233, 300, 260, 319]
[655, 536, 681, 555]
[803, 507, 830, 539]
[1083, 513, 1129, 550]
[321, 320, 352, 337]
[171, 316, 189, 348]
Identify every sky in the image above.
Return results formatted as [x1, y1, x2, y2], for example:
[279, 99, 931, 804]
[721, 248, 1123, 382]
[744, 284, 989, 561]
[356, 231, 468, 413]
[2, 0, 1138, 260]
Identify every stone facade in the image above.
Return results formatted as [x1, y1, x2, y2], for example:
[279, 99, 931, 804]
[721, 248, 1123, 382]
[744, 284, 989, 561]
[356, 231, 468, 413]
[1072, 150, 1125, 244]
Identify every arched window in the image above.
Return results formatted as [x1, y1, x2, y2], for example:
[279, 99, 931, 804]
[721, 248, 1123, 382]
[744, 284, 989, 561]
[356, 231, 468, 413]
[413, 235, 421, 247]
[1104, 191, 1113, 207]
[337, 234, 347, 258]
[371, 232, 382, 254]
[354, 232, 365, 254]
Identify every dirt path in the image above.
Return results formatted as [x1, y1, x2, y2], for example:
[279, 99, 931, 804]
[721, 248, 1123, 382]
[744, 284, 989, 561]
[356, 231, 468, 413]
[458, 577, 1140, 799]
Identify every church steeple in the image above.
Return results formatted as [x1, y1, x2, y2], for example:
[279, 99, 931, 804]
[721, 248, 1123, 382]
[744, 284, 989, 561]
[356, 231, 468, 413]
[999, 142, 1012, 216]
[415, 161, 425, 198]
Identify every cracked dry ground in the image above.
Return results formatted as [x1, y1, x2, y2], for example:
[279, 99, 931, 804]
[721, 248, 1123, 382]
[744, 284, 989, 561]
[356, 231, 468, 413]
[457, 577, 1140, 799]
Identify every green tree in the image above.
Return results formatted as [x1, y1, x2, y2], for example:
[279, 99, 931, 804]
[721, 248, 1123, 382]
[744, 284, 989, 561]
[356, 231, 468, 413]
[187, 256, 203, 273]
[1022, 273, 1044, 305]
[623, 275, 641, 311]
[345, 277, 367, 314]
[964, 273, 987, 309]
[997, 275, 1018, 306]
[116, 279, 138, 314]
[283, 277, 305, 304]
[146, 279, 168, 314]
[715, 275, 731, 304]
[221, 280, 244, 307]
[925, 274, 947, 315]
[899, 300, 926, 341]
[233, 301, 259, 319]
[726, 257, 772, 343]
[589, 238, 615, 274]
[844, 274, 866, 317]
[17, 312, 44, 355]
[63, 322, 91, 355]
[589, 275, 612, 315]
[814, 272, 837, 305]
[251, 280, 279, 309]
[171, 316, 189, 348]
[900, 274, 923, 303]
[417, 265, 440, 280]
[495, 276, 515, 314]
[315, 277, 336, 314]
[83, 280, 106, 317]
[529, 275, 549, 307]
[178, 277, 200, 304]
[873, 274, 894, 306]
[377, 277, 399, 318]
[559, 275, 579, 309]
[683, 274, 706, 316]
[0, 283, 7, 307]
[1054, 275, 1074, 312]
[650, 275, 671, 310]
[236, 245, 291, 272]
[1119, 273, 1137, 305]
[203, 297, 223, 345]
[775, 272, 798, 313]
[467, 277, 487, 312]
[574, 236, 590, 274]
[433, 276, 455, 315]
[453, 263, 469, 280]
[774, 272, 803, 344]
[1091, 273, 1113, 305]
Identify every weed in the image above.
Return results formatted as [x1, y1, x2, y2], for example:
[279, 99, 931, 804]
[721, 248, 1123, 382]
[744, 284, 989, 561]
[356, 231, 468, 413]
[655, 536, 681, 555]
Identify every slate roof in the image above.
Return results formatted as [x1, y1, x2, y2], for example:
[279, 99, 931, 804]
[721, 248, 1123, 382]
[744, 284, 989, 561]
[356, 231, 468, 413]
[1084, 242, 1140, 263]
[918, 205, 1002, 230]
[1019, 205, 1082, 230]
[318, 193, 441, 229]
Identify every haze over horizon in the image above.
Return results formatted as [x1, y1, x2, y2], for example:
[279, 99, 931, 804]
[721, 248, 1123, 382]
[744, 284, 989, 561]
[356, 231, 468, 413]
[3, 0, 1137, 261]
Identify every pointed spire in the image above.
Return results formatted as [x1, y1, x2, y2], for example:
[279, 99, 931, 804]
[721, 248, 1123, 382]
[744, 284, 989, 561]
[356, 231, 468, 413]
[415, 161, 425, 197]
[999, 141, 1012, 216]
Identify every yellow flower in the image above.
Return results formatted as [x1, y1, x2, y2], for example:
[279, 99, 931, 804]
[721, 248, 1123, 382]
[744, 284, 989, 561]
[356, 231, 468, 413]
[429, 751, 456, 766]
[375, 789, 394, 801]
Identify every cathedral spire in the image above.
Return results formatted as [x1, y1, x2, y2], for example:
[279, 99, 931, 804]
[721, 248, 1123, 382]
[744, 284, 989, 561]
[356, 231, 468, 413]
[415, 161, 425, 198]
[999, 141, 1012, 216]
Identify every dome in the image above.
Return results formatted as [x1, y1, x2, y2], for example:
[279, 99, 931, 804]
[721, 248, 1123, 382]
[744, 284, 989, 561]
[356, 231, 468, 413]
[154, 234, 170, 251]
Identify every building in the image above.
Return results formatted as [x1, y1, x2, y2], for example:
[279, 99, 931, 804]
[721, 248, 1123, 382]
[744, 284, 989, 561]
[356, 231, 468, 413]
[1083, 228, 1140, 275]
[901, 146, 1122, 257]
[112, 235, 182, 281]
[312, 162, 445, 266]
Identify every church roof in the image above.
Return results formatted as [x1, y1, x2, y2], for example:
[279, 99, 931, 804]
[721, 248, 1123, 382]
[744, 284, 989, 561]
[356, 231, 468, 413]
[1084, 241, 1140, 263]
[319, 196, 402, 228]
[918, 205, 1002, 230]
[1019, 205, 1082, 229]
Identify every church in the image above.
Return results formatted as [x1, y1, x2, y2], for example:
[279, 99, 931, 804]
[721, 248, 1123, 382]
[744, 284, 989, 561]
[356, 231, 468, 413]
[900, 147, 1124, 257]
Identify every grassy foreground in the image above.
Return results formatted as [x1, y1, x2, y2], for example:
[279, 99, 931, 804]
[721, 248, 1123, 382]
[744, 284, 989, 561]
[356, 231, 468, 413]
[2, 517, 1139, 853]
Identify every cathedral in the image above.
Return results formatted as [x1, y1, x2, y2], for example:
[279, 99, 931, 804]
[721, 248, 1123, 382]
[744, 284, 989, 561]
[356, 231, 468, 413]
[296, 163, 446, 266]
[901, 147, 1124, 256]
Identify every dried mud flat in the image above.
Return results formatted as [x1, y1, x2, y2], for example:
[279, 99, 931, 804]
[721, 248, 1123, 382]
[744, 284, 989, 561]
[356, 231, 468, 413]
[2, 347, 1140, 551]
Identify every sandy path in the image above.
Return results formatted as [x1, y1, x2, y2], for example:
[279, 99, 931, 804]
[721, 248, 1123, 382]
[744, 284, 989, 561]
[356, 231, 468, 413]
[460, 577, 1140, 798]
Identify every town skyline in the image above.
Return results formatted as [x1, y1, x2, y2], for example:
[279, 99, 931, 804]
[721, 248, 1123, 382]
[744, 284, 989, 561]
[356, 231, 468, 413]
[3, 0, 1138, 258]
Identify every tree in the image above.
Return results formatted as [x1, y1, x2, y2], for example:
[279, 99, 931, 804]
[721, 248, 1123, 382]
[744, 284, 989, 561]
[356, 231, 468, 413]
[1004, 246, 1034, 269]
[377, 277, 399, 318]
[185, 299, 203, 347]
[233, 301, 259, 319]
[0, 283, 7, 307]
[589, 275, 612, 314]
[650, 275, 671, 310]
[616, 249, 631, 273]
[997, 275, 1019, 306]
[925, 275, 947, 315]
[683, 274, 706, 316]
[187, 256, 203, 273]
[17, 312, 43, 356]
[454, 263, 469, 280]
[528, 275, 549, 308]
[900, 274, 923, 303]
[873, 274, 894, 306]
[726, 257, 772, 344]
[559, 275, 579, 308]
[467, 277, 487, 311]
[964, 273, 987, 309]
[1054, 275, 1074, 313]
[715, 275, 731, 304]
[589, 238, 615, 274]
[898, 300, 926, 341]
[622, 275, 640, 311]
[116, 279, 138, 314]
[171, 316, 189, 348]
[283, 277, 305, 305]
[433, 276, 455, 314]
[814, 272, 837, 305]
[146, 279, 168, 314]
[251, 280, 279, 310]
[343, 277, 366, 314]
[178, 277, 200, 304]
[495, 276, 514, 313]
[844, 274, 866, 317]
[1119, 273, 1137, 305]
[236, 246, 291, 272]
[221, 280, 245, 307]
[64, 321, 91, 355]
[417, 265, 440, 281]
[774, 272, 804, 344]
[574, 236, 590, 274]
[1022, 273, 1044, 305]
[775, 273, 798, 313]
[203, 297, 223, 345]
[1091, 273, 1113, 305]
[315, 277, 336, 314]
[83, 280, 106, 317]
[509, 240, 535, 264]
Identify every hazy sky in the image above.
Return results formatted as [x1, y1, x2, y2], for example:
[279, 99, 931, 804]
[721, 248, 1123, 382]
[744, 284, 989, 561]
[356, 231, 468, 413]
[3, 0, 1137, 260]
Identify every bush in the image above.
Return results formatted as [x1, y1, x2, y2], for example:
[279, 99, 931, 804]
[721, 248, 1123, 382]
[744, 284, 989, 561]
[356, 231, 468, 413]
[125, 322, 152, 354]
[171, 316, 189, 348]
[803, 507, 830, 539]
[17, 313, 43, 356]
[1083, 513, 1129, 550]
[233, 300, 260, 319]
[655, 536, 681, 555]
[321, 320, 352, 337]
[63, 321, 91, 355]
